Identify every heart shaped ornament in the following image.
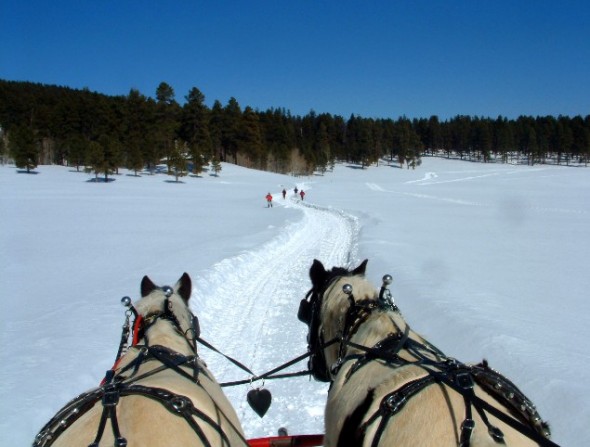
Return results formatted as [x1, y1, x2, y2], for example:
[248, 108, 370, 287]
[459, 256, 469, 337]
[247, 388, 272, 417]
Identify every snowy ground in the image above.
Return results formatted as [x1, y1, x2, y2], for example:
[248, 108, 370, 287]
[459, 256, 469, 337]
[1, 158, 588, 446]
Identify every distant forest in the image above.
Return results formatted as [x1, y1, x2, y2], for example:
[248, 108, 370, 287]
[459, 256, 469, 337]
[1, 79, 589, 176]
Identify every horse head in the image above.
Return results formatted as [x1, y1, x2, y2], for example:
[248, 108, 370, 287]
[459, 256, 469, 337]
[300, 259, 377, 382]
[133, 272, 200, 354]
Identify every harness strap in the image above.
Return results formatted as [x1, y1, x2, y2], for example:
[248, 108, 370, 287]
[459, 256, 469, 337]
[219, 337, 340, 387]
[342, 325, 411, 380]
[197, 336, 256, 377]
[330, 329, 555, 447]
[122, 384, 248, 446]
[422, 366, 559, 447]
[88, 404, 109, 447]
[148, 345, 202, 383]
[457, 371, 476, 447]
[354, 375, 435, 447]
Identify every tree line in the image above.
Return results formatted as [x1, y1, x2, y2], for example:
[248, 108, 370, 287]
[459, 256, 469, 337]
[1, 79, 589, 177]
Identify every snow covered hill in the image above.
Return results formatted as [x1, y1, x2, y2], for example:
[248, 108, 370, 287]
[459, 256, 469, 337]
[1, 158, 588, 446]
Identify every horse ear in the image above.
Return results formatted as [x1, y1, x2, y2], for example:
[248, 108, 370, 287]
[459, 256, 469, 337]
[353, 259, 368, 276]
[309, 259, 327, 286]
[176, 272, 192, 302]
[141, 275, 157, 297]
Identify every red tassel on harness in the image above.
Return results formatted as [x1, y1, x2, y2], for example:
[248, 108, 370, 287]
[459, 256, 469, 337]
[132, 314, 144, 346]
[100, 314, 143, 385]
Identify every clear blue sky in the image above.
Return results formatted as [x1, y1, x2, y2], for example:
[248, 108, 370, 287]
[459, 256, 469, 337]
[2, 1, 589, 120]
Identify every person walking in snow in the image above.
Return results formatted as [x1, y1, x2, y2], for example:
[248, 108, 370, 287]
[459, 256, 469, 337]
[266, 192, 273, 207]
[299, 190, 305, 201]
[282, 189, 287, 199]
[294, 187, 298, 196]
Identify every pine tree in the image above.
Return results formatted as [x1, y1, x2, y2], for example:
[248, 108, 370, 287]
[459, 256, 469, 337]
[156, 82, 175, 105]
[65, 135, 88, 171]
[124, 89, 152, 172]
[0, 133, 5, 164]
[168, 140, 188, 182]
[181, 87, 211, 170]
[222, 98, 242, 164]
[209, 100, 224, 161]
[126, 142, 144, 176]
[240, 107, 263, 167]
[86, 141, 104, 180]
[211, 156, 222, 176]
[315, 122, 330, 174]
[99, 134, 121, 180]
[153, 83, 180, 173]
[189, 143, 204, 176]
[10, 125, 38, 172]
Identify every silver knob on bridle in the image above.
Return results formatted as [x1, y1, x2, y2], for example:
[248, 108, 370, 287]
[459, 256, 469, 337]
[382, 274, 393, 286]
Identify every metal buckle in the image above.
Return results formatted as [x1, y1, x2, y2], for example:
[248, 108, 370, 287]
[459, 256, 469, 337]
[383, 393, 407, 414]
[171, 396, 189, 412]
[456, 371, 474, 390]
[102, 385, 120, 407]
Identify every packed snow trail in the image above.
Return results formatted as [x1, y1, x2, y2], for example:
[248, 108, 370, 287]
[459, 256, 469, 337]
[191, 196, 359, 437]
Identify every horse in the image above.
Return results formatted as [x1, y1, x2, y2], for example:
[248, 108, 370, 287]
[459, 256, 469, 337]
[298, 259, 556, 447]
[34, 273, 248, 447]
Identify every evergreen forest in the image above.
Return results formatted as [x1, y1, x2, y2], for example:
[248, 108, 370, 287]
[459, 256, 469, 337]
[1, 79, 589, 177]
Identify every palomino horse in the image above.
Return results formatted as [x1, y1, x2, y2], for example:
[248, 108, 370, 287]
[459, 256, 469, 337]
[298, 259, 556, 447]
[34, 273, 248, 447]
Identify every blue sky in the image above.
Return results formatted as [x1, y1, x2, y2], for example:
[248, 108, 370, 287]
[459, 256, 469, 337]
[1, 1, 589, 120]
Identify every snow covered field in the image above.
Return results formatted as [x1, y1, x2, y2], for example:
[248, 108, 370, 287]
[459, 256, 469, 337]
[1, 157, 588, 446]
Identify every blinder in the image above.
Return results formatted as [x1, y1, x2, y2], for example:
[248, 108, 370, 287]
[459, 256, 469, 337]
[297, 295, 312, 325]
[299, 286, 335, 383]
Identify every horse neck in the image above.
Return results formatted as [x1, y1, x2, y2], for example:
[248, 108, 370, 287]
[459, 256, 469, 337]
[320, 276, 427, 367]
[142, 318, 195, 355]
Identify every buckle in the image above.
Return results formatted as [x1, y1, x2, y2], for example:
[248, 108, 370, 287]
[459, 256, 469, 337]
[456, 371, 474, 390]
[383, 393, 407, 414]
[102, 385, 120, 407]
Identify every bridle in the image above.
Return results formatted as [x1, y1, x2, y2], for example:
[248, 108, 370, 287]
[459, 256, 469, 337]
[128, 285, 201, 353]
[299, 271, 557, 447]
[298, 269, 352, 382]
[33, 286, 248, 447]
[298, 270, 402, 382]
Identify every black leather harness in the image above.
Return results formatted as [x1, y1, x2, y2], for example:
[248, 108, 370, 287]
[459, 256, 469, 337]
[33, 292, 248, 447]
[299, 273, 558, 447]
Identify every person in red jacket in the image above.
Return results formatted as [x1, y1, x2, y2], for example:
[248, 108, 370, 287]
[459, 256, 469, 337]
[265, 193, 273, 207]
[299, 190, 305, 200]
